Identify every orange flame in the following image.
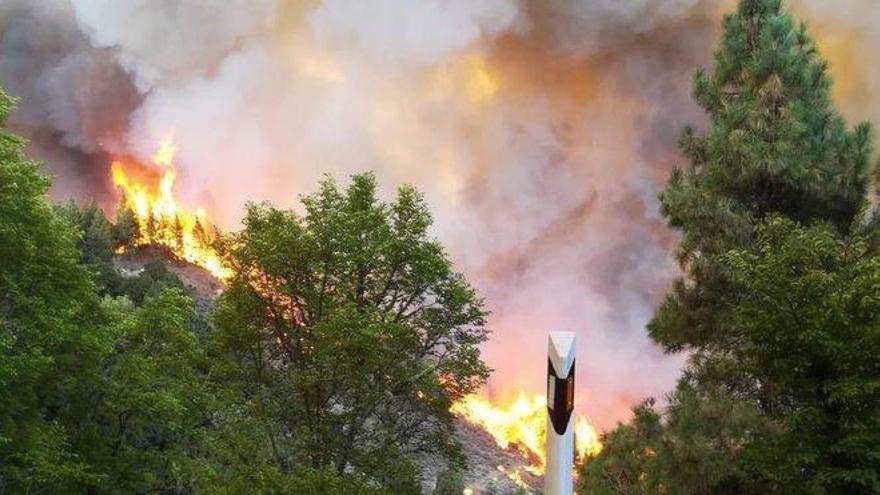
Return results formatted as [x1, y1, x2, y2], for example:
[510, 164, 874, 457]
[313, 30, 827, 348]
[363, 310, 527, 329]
[111, 135, 231, 279]
[451, 389, 602, 475]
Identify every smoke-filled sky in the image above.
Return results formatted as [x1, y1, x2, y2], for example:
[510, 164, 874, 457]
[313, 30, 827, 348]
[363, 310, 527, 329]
[1, 0, 877, 429]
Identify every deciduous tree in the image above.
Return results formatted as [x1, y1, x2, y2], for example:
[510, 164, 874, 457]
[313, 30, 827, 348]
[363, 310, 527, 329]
[211, 173, 490, 489]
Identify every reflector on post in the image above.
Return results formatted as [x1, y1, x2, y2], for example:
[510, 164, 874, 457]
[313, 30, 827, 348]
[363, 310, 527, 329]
[546, 331, 575, 495]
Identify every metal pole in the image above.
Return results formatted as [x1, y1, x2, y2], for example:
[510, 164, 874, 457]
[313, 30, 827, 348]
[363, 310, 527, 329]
[545, 331, 576, 495]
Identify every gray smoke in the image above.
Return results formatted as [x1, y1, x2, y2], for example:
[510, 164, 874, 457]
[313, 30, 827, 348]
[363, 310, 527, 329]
[0, 0, 139, 203]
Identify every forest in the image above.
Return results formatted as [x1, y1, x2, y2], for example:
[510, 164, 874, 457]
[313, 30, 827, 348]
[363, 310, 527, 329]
[1, 0, 878, 494]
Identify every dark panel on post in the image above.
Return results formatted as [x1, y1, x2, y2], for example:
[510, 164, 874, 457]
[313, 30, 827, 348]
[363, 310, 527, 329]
[547, 358, 575, 435]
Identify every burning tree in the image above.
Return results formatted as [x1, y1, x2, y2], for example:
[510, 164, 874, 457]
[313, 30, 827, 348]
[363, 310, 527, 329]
[110, 135, 230, 279]
[209, 173, 490, 490]
[113, 198, 140, 251]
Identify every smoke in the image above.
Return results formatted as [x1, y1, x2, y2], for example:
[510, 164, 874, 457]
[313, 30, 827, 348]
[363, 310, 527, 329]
[310, 0, 526, 68]
[69, 0, 277, 90]
[0, 0, 140, 203]
[0, 0, 876, 429]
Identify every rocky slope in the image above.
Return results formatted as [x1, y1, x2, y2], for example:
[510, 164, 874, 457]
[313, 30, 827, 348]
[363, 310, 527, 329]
[418, 419, 542, 493]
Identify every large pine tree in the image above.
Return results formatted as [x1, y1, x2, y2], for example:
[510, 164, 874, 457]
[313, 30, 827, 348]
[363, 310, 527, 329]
[580, 1, 877, 493]
[650, 0, 872, 355]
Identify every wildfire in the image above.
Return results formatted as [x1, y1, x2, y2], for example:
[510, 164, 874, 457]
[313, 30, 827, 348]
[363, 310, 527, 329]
[466, 56, 498, 102]
[451, 390, 602, 475]
[111, 135, 231, 279]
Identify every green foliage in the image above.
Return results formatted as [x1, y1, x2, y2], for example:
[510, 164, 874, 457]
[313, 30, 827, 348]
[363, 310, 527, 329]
[8, 154, 477, 492]
[113, 258, 185, 305]
[433, 467, 465, 495]
[2, 79, 487, 493]
[191, 464, 387, 495]
[650, 0, 872, 353]
[55, 199, 124, 293]
[581, 2, 878, 494]
[65, 289, 209, 493]
[56, 200, 185, 303]
[580, 385, 775, 495]
[721, 217, 880, 493]
[113, 199, 140, 250]
[56, 199, 114, 265]
[0, 88, 211, 493]
[0, 88, 103, 490]
[211, 173, 489, 489]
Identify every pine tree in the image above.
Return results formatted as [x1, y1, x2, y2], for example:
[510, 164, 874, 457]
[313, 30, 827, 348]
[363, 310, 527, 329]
[193, 217, 209, 248]
[649, 0, 872, 358]
[145, 210, 157, 244]
[172, 215, 185, 251]
[581, 1, 876, 493]
[113, 194, 141, 250]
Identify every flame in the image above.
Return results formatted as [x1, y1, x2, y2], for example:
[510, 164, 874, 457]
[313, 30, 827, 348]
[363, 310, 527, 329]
[575, 416, 603, 458]
[152, 134, 177, 167]
[497, 464, 530, 489]
[451, 390, 602, 475]
[111, 135, 231, 279]
[431, 55, 499, 104]
[466, 56, 498, 102]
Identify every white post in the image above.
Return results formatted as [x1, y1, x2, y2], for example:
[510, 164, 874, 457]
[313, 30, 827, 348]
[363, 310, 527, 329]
[545, 332, 576, 495]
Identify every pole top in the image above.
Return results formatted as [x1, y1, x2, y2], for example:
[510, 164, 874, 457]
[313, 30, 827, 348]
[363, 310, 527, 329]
[548, 331, 576, 378]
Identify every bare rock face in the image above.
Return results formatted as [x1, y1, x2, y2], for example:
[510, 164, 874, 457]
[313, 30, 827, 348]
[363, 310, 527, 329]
[113, 245, 223, 313]
[418, 417, 542, 494]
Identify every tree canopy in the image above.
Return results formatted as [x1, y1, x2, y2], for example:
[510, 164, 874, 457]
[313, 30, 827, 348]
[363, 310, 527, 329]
[210, 173, 490, 490]
[0, 88, 102, 489]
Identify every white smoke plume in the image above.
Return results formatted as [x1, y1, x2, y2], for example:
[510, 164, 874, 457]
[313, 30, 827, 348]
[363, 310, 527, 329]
[0, 0, 876, 429]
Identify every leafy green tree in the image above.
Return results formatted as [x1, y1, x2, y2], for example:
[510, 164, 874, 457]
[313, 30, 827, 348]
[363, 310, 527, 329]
[66, 289, 210, 493]
[0, 89, 102, 490]
[580, 385, 775, 495]
[56, 200, 124, 294]
[55, 200, 188, 302]
[721, 217, 880, 493]
[580, 400, 666, 495]
[0, 88, 212, 494]
[113, 259, 185, 305]
[56, 200, 114, 265]
[211, 173, 490, 489]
